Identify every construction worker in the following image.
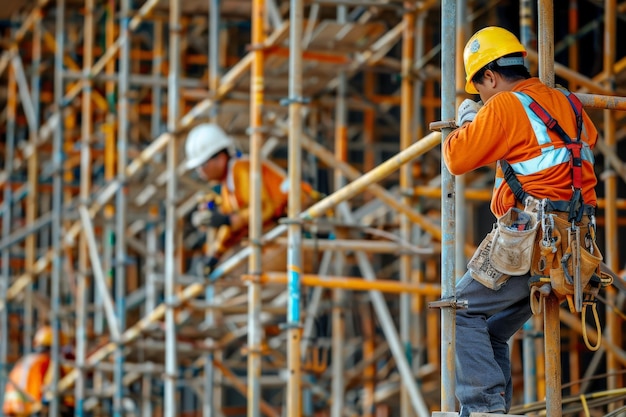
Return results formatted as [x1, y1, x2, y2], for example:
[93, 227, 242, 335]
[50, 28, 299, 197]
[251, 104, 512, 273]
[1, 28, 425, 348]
[184, 123, 321, 274]
[443, 27, 600, 416]
[3, 326, 73, 417]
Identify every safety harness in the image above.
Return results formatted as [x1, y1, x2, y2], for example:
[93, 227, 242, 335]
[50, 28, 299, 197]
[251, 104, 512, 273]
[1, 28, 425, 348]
[500, 89, 592, 223]
[499, 89, 611, 351]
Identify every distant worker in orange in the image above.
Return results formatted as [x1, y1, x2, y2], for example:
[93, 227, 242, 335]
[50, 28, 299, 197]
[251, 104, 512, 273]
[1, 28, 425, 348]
[184, 123, 321, 276]
[3, 326, 73, 417]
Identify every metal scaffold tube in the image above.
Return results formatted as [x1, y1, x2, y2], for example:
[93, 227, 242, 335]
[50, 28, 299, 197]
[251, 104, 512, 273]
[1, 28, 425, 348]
[23, 5, 42, 357]
[331, 4, 347, 416]
[50, 1, 66, 415]
[399, 4, 416, 417]
[165, 0, 181, 415]
[439, 0, 457, 412]
[248, 0, 265, 415]
[76, 0, 95, 413]
[603, 0, 622, 407]
[287, 0, 305, 415]
[536, 1, 564, 415]
[114, 0, 131, 414]
[0, 43, 17, 417]
[204, 1, 221, 416]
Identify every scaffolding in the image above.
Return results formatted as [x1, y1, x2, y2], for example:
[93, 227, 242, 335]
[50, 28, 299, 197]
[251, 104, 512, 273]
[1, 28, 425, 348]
[0, 0, 625, 416]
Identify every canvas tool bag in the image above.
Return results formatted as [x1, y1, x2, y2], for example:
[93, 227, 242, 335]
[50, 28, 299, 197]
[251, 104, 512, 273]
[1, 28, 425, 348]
[467, 227, 511, 290]
[490, 207, 539, 275]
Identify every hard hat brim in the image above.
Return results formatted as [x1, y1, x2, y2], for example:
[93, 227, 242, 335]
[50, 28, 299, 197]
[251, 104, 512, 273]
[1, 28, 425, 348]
[465, 80, 479, 95]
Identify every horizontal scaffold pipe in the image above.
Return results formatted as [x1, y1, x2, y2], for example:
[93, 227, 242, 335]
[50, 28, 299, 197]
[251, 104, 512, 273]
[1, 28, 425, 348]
[243, 272, 442, 295]
[575, 93, 626, 111]
[275, 237, 436, 255]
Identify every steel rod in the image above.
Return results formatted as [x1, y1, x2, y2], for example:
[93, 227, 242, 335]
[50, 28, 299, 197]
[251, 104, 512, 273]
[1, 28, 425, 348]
[243, 272, 442, 295]
[76, 1, 94, 412]
[399, 6, 416, 416]
[439, 0, 457, 411]
[537, 0, 563, 415]
[248, 0, 266, 415]
[49, 0, 66, 414]
[78, 206, 121, 340]
[603, 0, 621, 405]
[164, 0, 182, 415]
[114, 0, 131, 414]
[331, 4, 347, 416]
[0, 49, 17, 417]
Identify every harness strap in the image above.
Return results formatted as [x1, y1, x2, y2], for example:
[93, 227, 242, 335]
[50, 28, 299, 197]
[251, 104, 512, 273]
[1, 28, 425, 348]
[527, 98, 584, 191]
[501, 160, 594, 217]
[501, 90, 588, 222]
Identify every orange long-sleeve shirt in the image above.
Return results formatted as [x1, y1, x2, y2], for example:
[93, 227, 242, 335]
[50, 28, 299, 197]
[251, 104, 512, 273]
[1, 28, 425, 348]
[443, 78, 598, 218]
[220, 157, 315, 225]
[211, 156, 317, 256]
[3, 352, 51, 416]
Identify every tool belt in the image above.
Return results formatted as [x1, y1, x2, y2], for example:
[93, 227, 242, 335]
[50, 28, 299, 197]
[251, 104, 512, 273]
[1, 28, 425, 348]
[528, 208, 603, 312]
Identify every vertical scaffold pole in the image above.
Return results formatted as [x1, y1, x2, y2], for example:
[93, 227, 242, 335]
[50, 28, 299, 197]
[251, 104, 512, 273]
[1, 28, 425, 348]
[248, 0, 265, 416]
[331, 4, 347, 417]
[536, 1, 562, 415]
[440, 0, 457, 412]
[287, 0, 304, 416]
[76, 0, 95, 414]
[50, 1, 66, 415]
[115, 0, 130, 414]
[0, 45, 17, 417]
[454, 0, 467, 278]
[205, 1, 221, 416]
[24, 7, 43, 357]
[603, 0, 621, 405]
[400, 5, 416, 417]
[165, 0, 181, 416]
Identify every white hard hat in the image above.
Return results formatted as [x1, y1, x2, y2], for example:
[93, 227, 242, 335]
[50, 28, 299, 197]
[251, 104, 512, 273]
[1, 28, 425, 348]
[184, 123, 236, 170]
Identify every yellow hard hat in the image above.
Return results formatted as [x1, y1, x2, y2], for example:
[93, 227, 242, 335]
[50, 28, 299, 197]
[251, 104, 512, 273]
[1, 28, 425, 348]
[463, 26, 527, 94]
[33, 325, 67, 349]
[33, 326, 53, 349]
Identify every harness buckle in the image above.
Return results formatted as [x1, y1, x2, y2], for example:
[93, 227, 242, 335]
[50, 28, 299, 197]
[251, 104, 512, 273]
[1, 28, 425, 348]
[568, 188, 584, 223]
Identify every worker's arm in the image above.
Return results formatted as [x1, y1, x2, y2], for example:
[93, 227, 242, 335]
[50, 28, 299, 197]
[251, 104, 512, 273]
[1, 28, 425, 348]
[443, 93, 512, 175]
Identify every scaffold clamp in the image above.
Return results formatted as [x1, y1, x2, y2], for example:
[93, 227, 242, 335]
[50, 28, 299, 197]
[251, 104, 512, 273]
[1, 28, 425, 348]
[428, 297, 468, 310]
[429, 120, 458, 132]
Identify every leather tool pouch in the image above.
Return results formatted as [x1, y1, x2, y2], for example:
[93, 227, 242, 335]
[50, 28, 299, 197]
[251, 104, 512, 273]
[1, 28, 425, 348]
[531, 214, 602, 301]
[467, 227, 511, 290]
[489, 207, 539, 275]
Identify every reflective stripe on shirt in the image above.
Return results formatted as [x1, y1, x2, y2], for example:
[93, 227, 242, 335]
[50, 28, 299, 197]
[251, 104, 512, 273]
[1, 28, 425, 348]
[507, 92, 595, 177]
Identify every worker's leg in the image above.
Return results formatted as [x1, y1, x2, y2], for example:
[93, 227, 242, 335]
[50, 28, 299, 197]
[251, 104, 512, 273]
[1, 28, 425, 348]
[455, 271, 531, 417]
[487, 297, 532, 411]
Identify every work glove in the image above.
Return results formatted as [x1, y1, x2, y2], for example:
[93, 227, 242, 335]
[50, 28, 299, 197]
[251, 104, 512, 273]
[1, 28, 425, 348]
[191, 210, 231, 228]
[456, 99, 483, 126]
[202, 256, 220, 276]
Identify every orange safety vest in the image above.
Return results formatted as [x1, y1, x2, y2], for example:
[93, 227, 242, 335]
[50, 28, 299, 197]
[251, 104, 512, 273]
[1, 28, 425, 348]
[3, 353, 51, 416]
[213, 156, 317, 255]
[221, 156, 316, 221]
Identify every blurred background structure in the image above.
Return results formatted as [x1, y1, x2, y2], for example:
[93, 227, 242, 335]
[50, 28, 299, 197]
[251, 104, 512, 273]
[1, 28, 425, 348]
[0, 0, 625, 416]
